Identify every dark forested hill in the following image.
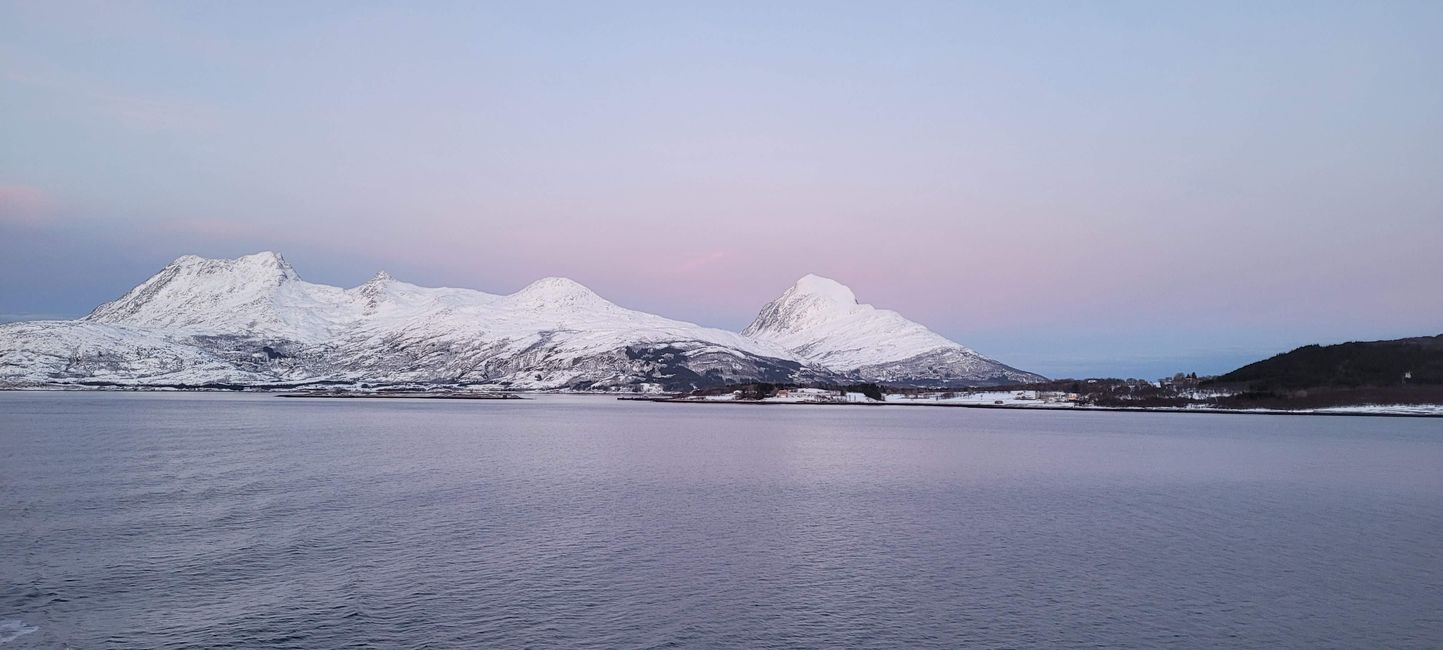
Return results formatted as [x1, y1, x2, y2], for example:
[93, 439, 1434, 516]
[1208, 334, 1443, 390]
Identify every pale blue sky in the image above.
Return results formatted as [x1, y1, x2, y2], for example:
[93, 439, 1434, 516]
[3, 1, 1440, 378]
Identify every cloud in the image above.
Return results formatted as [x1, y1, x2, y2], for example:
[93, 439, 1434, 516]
[2, 63, 218, 133]
[675, 250, 728, 273]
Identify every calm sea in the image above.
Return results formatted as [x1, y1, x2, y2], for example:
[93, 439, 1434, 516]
[1, 392, 1440, 648]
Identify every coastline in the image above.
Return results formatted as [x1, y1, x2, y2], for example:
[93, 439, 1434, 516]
[1, 386, 1439, 417]
[621, 396, 1443, 418]
[276, 392, 525, 400]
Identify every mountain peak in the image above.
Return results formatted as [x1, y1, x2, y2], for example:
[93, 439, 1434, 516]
[789, 274, 857, 305]
[518, 276, 594, 295]
[85, 252, 301, 329]
[741, 275, 862, 340]
[506, 277, 608, 309]
[354, 271, 396, 303]
[241, 250, 291, 267]
[246, 251, 297, 280]
[168, 251, 298, 283]
[742, 274, 1043, 383]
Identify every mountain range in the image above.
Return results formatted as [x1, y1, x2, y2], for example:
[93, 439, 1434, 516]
[0, 252, 1043, 391]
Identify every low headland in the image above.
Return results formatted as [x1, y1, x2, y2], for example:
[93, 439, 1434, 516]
[630, 335, 1443, 417]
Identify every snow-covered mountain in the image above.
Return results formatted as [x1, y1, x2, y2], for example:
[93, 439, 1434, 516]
[743, 274, 1044, 386]
[0, 253, 1043, 390]
[2, 253, 808, 390]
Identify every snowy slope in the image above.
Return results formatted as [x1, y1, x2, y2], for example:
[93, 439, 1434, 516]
[85, 252, 345, 341]
[742, 275, 1045, 386]
[324, 274, 811, 389]
[1, 254, 1043, 390]
[3, 252, 813, 390]
[0, 320, 279, 387]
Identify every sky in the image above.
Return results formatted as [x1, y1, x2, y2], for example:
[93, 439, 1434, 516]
[2, 1, 1440, 379]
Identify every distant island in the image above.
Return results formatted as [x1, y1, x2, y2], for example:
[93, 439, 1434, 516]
[640, 334, 1443, 416]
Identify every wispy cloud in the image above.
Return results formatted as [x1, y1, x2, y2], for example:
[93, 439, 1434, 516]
[2, 62, 219, 132]
[675, 250, 728, 273]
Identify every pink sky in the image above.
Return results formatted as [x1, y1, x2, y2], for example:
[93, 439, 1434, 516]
[2, 2, 1441, 377]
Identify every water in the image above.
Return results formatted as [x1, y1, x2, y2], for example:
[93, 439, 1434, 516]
[1, 392, 1440, 649]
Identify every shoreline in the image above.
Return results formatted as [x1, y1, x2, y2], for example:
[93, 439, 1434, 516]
[1, 386, 1439, 417]
[276, 392, 525, 400]
[623, 396, 1443, 418]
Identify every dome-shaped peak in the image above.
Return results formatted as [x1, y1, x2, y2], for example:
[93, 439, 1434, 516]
[740, 274, 861, 338]
[789, 274, 857, 305]
[366, 270, 394, 284]
[507, 276, 609, 309]
[517, 276, 595, 296]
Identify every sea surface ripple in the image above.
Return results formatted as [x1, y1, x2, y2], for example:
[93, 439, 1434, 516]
[1, 392, 1441, 648]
